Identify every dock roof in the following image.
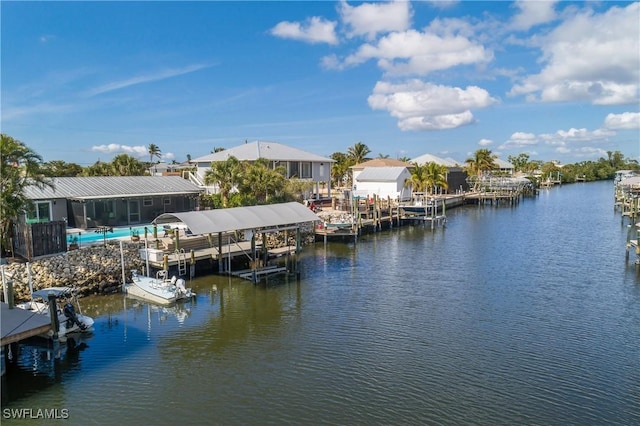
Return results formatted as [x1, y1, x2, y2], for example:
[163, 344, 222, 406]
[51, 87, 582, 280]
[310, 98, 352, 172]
[153, 202, 320, 234]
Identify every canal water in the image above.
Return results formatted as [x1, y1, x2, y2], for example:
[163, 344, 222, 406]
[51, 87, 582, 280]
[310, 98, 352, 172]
[2, 180, 639, 425]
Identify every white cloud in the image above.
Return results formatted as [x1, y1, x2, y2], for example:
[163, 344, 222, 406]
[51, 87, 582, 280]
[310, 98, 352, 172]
[499, 126, 616, 159]
[91, 144, 148, 158]
[509, 0, 558, 31]
[604, 112, 640, 130]
[367, 79, 498, 130]
[85, 64, 210, 97]
[270, 16, 338, 45]
[498, 132, 539, 150]
[336, 29, 492, 76]
[478, 138, 493, 146]
[509, 2, 640, 105]
[339, 0, 412, 40]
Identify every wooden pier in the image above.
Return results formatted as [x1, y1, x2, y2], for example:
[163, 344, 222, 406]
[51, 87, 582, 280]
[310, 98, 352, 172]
[314, 194, 466, 243]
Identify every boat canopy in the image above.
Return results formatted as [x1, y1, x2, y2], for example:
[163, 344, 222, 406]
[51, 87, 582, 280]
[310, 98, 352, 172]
[31, 287, 75, 299]
[152, 201, 320, 235]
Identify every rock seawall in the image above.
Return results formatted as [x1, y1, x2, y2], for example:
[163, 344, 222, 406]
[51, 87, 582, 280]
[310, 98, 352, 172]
[2, 243, 145, 303]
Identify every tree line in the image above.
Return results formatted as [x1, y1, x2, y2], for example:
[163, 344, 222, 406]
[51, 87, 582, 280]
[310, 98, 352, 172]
[2, 132, 639, 255]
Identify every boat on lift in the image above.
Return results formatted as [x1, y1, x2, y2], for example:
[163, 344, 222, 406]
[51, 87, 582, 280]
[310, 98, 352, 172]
[120, 241, 194, 305]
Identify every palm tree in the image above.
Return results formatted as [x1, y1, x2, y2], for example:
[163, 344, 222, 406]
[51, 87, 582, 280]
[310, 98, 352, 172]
[465, 148, 497, 177]
[83, 160, 114, 176]
[148, 143, 162, 164]
[405, 163, 429, 194]
[465, 148, 497, 190]
[347, 142, 371, 165]
[240, 159, 286, 204]
[0, 134, 53, 255]
[204, 156, 243, 208]
[111, 154, 146, 176]
[423, 162, 449, 195]
[330, 152, 351, 188]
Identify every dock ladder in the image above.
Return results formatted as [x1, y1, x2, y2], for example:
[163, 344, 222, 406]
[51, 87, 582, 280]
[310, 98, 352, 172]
[176, 249, 187, 276]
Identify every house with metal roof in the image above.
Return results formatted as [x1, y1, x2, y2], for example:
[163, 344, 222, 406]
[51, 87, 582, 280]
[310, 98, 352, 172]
[352, 166, 412, 201]
[189, 140, 334, 199]
[410, 153, 469, 193]
[494, 158, 515, 175]
[410, 153, 461, 167]
[24, 176, 202, 229]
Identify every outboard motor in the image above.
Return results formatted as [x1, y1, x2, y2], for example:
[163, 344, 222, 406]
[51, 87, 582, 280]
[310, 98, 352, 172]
[64, 302, 87, 331]
[175, 278, 187, 296]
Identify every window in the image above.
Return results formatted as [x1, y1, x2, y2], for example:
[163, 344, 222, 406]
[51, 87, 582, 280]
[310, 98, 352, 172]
[163, 198, 172, 205]
[143, 198, 153, 207]
[25, 201, 51, 223]
[288, 161, 299, 178]
[301, 162, 312, 179]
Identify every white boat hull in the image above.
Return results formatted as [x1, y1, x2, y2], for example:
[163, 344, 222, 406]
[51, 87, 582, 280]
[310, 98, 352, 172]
[124, 270, 194, 306]
[15, 288, 94, 340]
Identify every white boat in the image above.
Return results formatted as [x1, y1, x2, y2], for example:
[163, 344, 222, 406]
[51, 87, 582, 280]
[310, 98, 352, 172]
[120, 240, 195, 306]
[399, 197, 438, 214]
[15, 286, 94, 340]
[124, 269, 194, 306]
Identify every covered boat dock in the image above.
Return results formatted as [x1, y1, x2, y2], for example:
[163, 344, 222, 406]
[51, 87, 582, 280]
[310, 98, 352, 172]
[152, 202, 320, 283]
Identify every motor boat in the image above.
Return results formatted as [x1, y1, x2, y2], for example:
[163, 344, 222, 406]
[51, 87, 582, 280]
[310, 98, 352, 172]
[124, 269, 194, 306]
[15, 286, 94, 340]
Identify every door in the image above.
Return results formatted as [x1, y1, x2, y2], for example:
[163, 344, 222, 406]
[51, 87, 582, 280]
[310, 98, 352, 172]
[128, 200, 140, 224]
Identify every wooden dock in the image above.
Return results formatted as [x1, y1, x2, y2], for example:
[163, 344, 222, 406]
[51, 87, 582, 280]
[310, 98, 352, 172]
[314, 194, 466, 242]
[1, 303, 51, 346]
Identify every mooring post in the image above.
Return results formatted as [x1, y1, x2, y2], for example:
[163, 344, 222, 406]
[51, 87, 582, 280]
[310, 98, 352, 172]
[6, 279, 14, 309]
[48, 292, 59, 340]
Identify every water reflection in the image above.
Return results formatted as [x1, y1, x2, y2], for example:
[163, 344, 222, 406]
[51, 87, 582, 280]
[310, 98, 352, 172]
[2, 335, 91, 406]
[2, 182, 639, 424]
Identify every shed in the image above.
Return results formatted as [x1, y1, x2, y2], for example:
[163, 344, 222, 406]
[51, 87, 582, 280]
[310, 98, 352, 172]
[352, 167, 412, 201]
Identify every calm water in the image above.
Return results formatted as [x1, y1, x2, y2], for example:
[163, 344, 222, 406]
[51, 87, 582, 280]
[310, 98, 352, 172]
[2, 181, 639, 425]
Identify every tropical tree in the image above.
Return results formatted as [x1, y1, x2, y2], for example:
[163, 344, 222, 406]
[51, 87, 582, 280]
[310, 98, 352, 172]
[83, 160, 114, 176]
[239, 158, 286, 204]
[330, 152, 351, 188]
[111, 154, 147, 176]
[423, 162, 449, 195]
[507, 153, 531, 173]
[203, 156, 243, 208]
[0, 134, 53, 255]
[42, 160, 84, 177]
[347, 142, 371, 165]
[405, 163, 429, 194]
[148, 143, 162, 164]
[465, 148, 497, 177]
[405, 162, 449, 195]
[465, 148, 497, 190]
[377, 153, 390, 158]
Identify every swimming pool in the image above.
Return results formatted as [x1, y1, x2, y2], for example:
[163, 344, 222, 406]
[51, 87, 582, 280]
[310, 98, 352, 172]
[67, 225, 156, 245]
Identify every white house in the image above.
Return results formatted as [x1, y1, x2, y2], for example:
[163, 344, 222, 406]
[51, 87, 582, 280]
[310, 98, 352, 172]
[353, 167, 412, 201]
[410, 153, 460, 167]
[494, 158, 515, 175]
[190, 141, 334, 198]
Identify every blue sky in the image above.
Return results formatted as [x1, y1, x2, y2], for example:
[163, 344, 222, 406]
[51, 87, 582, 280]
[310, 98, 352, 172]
[2, 1, 639, 166]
